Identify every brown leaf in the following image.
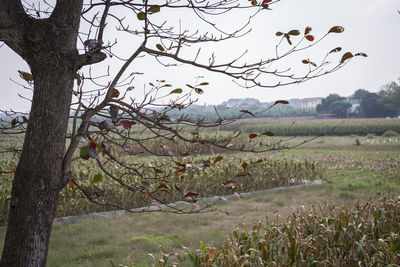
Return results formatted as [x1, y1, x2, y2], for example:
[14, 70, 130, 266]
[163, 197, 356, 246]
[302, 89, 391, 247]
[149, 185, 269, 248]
[111, 88, 120, 98]
[240, 110, 256, 117]
[273, 100, 289, 105]
[340, 52, 354, 63]
[249, 133, 258, 139]
[242, 162, 248, 171]
[328, 26, 344, 34]
[213, 155, 223, 164]
[222, 180, 236, 186]
[262, 131, 275, 136]
[18, 70, 33, 82]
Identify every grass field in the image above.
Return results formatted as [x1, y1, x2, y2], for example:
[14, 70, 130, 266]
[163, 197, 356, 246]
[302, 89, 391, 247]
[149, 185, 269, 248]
[0, 135, 398, 266]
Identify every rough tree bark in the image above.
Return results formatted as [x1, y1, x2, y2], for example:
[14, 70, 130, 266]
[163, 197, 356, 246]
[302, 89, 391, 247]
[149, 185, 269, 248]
[0, 0, 86, 265]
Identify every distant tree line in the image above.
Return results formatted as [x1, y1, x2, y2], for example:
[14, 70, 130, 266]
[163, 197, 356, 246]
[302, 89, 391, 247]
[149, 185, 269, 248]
[166, 78, 400, 120]
[317, 78, 400, 118]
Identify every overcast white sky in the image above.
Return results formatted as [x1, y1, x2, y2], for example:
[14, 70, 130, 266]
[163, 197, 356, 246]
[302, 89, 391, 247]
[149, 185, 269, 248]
[0, 0, 399, 111]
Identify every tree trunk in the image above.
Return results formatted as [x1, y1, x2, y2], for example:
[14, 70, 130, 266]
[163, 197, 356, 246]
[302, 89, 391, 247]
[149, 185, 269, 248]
[0, 55, 75, 267]
[0, 1, 100, 265]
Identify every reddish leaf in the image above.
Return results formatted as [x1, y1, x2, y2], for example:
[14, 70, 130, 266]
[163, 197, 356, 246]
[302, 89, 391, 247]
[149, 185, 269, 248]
[68, 177, 77, 189]
[120, 120, 135, 130]
[175, 104, 184, 110]
[68, 180, 75, 189]
[234, 192, 243, 199]
[157, 183, 170, 192]
[249, 133, 258, 139]
[222, 180, 237, 188]
[223, 180, 236, 186]
[305, 35, 314, 42]
[262, 0, 272, 3]
[89, 140, 97, 149]
[262, 131, 275, 136]
[111, 88, 120, 98]
[77, 78, 82, 86]
[11, 167, 16, 173]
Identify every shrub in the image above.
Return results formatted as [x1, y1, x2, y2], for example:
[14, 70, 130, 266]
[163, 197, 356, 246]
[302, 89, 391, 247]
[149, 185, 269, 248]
[382, 130, 400, 137]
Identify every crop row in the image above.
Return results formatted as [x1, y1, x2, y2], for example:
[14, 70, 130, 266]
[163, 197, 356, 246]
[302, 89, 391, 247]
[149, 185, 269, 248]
[0, 155, 322, 225]
[153, 194, 400, 266]
[220, 118, 400, 136]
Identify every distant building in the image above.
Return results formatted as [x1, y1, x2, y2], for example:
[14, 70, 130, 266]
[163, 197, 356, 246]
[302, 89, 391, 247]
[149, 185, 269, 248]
[345, 98, 360, 114]
[222, 98, 260, 108]
[288, 98, 302, 108]
[287, 97, 322, 109]
[300, 97, 322, 109]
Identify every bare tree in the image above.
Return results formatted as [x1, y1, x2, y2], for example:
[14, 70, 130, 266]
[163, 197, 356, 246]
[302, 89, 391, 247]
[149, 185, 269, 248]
[0, 0, 366, 265]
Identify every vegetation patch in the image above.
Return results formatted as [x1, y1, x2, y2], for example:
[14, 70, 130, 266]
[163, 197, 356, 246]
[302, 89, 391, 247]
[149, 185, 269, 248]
[159, 194, 400, 266]
[0, 156, 321, 225]
[220, 118, 400, 136]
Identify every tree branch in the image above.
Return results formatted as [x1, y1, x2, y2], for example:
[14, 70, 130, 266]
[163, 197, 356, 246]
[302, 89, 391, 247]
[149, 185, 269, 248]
[76, 50, 107, 68]
[0, 0, 29, 51]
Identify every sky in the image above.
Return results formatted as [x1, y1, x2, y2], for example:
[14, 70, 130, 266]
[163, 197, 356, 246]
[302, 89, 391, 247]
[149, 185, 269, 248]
[0, 0, 399, 111]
